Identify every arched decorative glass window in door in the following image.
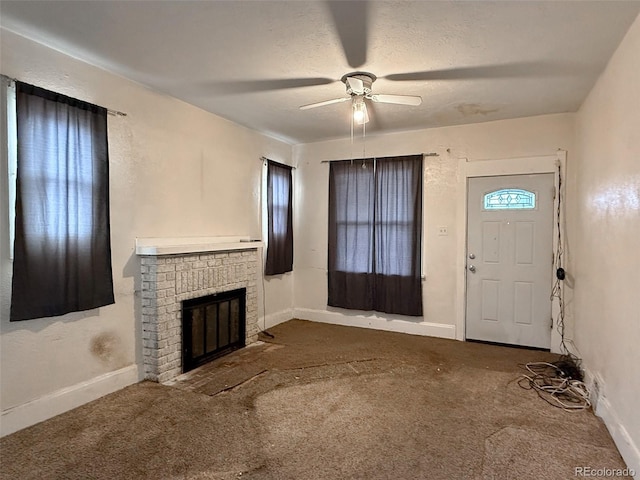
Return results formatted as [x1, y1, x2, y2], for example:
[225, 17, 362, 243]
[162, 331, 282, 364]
[483, 188, 536, 210]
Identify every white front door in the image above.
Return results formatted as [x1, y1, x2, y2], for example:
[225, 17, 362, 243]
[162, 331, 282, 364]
[465, 174, 554, 349]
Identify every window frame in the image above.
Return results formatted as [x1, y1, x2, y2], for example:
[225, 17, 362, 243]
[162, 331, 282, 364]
[6, 79, 17, 259]
[483, 188, 538, 211]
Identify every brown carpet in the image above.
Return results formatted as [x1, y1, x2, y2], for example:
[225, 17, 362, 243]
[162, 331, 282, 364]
[0, 319, 630, 479]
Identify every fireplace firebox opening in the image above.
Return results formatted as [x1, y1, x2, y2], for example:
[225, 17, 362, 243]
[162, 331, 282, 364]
[181, 288, 246, 373]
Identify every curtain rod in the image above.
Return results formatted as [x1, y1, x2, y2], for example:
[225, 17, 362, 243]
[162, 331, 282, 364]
[320, 152, 439, 164]
[260, 156, 296, 169]
[1, 74, 127, 117]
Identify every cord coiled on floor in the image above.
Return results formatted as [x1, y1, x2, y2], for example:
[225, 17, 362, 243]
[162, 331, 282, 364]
[518, 361, 591, 411]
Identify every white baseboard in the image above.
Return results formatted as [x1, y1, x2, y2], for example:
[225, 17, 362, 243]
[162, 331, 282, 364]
[582, 367, 639, 478]
[1, 364, 140, 437]
[596, 396, 640, 478]
[293, 308, 456, 339]
[260, 308, 293, 331]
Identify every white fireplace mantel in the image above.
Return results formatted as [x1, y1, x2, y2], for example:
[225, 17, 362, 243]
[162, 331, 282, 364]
[135, 236, 263, 256]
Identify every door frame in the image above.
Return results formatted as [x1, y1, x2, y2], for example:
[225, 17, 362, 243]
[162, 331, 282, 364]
[455, 151, 567, 353]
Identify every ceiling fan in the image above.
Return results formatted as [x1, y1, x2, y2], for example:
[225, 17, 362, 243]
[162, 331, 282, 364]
[299, 72, 422, 124]
[203, 1, 566, 127]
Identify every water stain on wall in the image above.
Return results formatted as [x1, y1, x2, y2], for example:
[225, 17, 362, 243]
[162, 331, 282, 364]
[456, 103, 500, 117]
[90, 331, 127, 369]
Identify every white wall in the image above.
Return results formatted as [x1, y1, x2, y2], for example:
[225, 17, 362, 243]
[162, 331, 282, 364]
[293, 114, 575, 337]
[573, 14, 640, 473]
[0, 29, 293, 433]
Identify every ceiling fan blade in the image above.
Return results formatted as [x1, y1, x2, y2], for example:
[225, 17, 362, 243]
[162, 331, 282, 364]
[346, 76, 365, 95]
[202, 77, 336, 94]
[299, 97, 351, 110]
[327, 0, 368, 68]
[383, 62, 582, 82]
[370, 94, 422, 106]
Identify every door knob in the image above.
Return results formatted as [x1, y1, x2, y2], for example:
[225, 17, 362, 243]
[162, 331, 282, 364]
[468, 265, 476, 273]
[468, 253, 476, 259]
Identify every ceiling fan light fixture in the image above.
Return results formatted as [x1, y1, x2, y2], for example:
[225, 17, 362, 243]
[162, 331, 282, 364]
[352, 96, 369, 124]
[299, 71, 420, 128]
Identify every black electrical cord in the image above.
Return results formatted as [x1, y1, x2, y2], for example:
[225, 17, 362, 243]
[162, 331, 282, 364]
[518, 161, 589, 410]
[551, 162, 582, 376]
[550, 162, 574, 361]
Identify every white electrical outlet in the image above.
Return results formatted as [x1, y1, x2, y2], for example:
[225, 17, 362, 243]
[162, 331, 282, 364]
[438, 226, 448, 236]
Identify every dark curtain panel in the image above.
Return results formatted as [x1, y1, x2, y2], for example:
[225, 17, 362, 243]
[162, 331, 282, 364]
[374, 156, 423, 315]
[265, 160, 293, 275]
[10, 82, 114, 321]
[328, 159, 375, 309]
[328, 155, 423, 316]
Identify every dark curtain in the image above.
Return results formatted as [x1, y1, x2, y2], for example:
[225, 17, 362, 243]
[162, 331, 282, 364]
[328, 158, 375, 309]
[10, 82, 114, 321]
[328, 155, 423, 316]
[265, 160, 293, 275]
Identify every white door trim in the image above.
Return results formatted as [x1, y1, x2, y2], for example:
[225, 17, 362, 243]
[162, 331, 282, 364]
[455, 151, 567, 353]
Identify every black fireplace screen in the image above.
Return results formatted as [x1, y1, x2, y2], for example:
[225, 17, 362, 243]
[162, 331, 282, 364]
[182, 288, 246, 372]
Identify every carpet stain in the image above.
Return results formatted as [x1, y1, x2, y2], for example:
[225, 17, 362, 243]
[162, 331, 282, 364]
[210, 370, 268, 396]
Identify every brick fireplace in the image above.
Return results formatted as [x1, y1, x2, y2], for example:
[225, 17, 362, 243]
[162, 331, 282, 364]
[136, 237, 262, 383]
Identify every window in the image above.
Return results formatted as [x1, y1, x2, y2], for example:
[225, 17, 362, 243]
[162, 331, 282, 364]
[9, 81, 114, 321]
[484, 188, 536, 210]
[328, 155, 423, 316]
[264, 160, 293, 275]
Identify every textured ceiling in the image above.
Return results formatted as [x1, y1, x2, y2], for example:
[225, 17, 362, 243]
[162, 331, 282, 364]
[1, 1, 639, 144]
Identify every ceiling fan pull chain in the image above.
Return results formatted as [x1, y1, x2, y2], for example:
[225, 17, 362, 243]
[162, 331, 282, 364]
[362, 117, 366, 162]
[350, 105, 354, 164]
